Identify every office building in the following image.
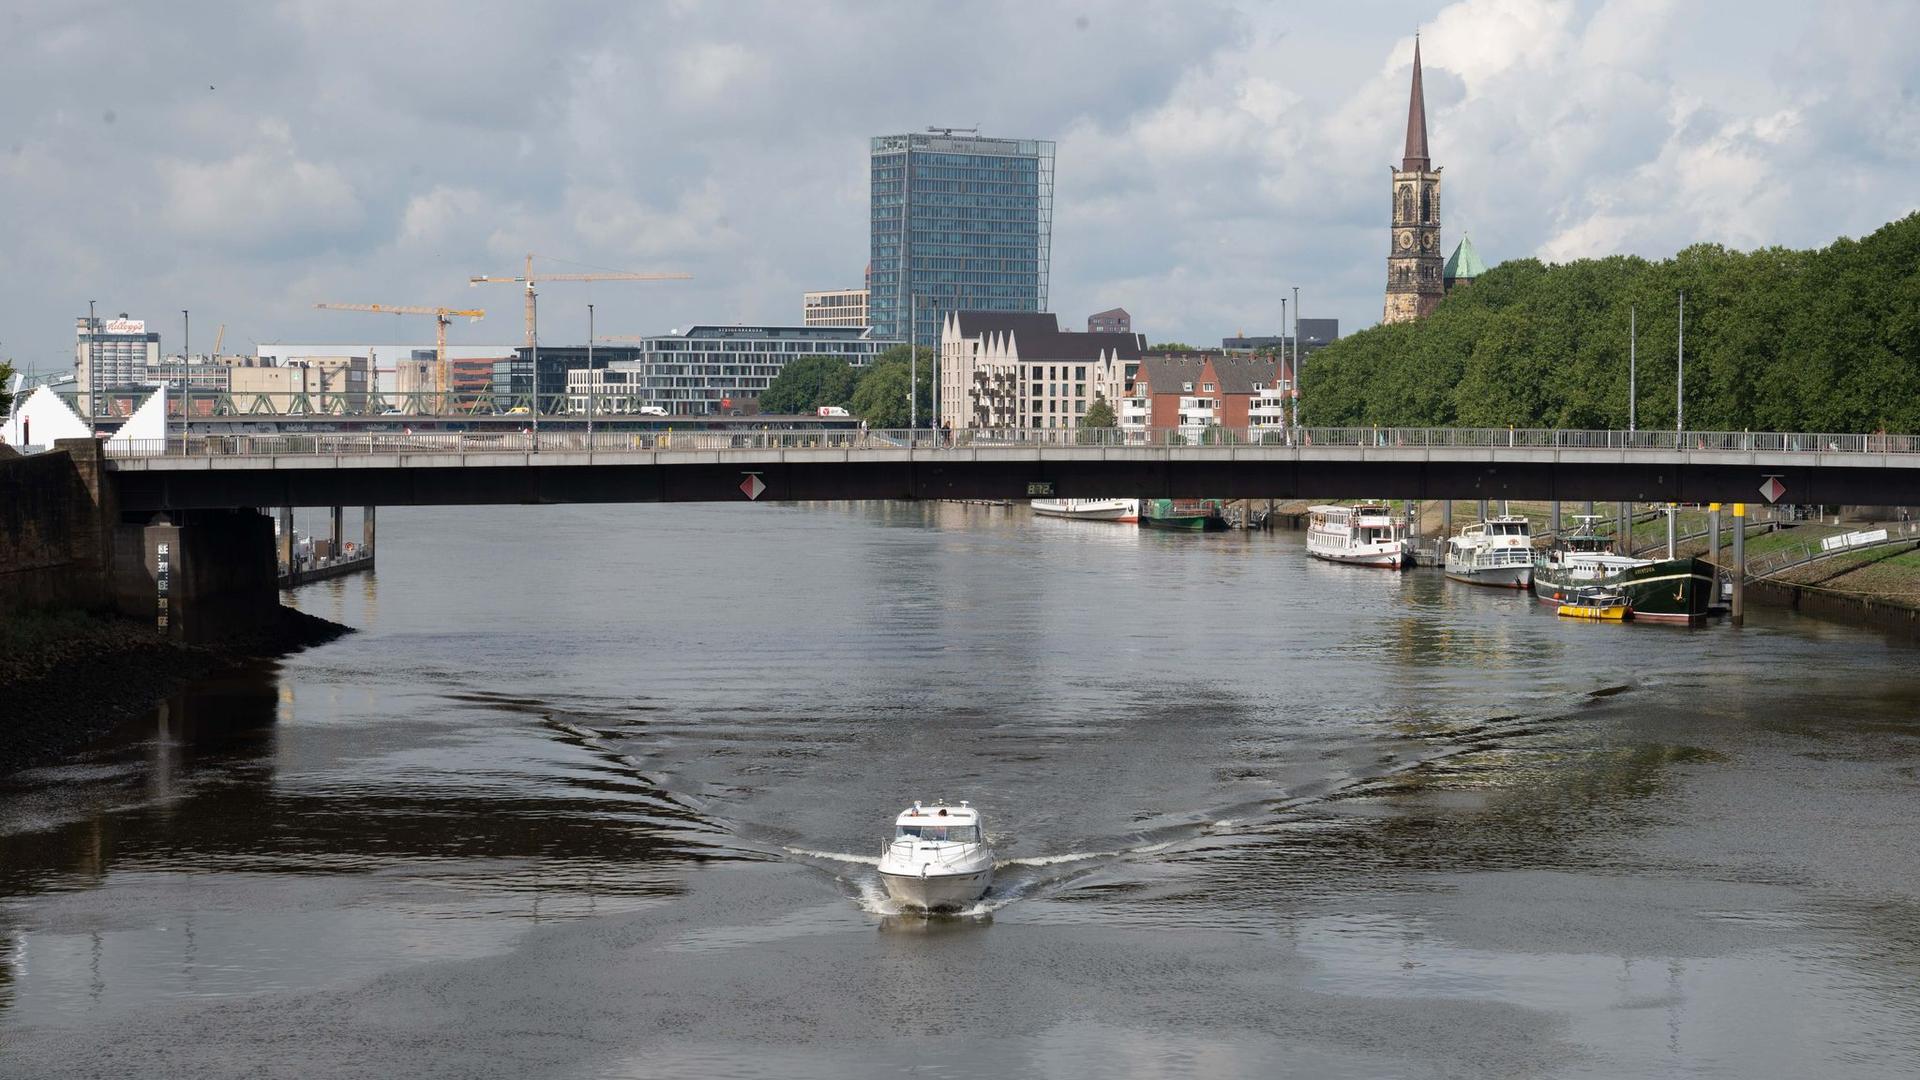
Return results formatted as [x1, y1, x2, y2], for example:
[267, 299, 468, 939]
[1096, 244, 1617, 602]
[74, 316, 162, 411]
[1087, 308, 1131, 334]
[634, 326, 891, 415]
[493, 346, 639, 404]
[804, 287, 870, 328]
[871, 130, 1055, 347]
[938, 312, 1143, 432]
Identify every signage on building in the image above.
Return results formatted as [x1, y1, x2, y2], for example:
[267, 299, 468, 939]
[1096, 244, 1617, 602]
[740, 473, 766, 500]
[1759, 476, 1787, 504]
[104, 319, 147, 335]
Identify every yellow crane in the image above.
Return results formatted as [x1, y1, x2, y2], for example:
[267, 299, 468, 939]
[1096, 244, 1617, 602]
[469, 254, 691, 348]
[212, 323, 226, 356]
[313, 303, 486, 397]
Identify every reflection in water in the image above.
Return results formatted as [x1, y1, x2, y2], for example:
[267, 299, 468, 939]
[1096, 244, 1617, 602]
[1, 501, 1917, 1077]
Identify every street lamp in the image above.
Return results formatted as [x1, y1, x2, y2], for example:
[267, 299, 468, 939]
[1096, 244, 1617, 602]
[586, 302, 594, 448]
[87, 299, 97, 430]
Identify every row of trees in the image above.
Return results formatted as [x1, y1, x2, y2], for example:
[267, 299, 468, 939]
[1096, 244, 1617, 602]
[758, 346, 933, 427]
[1302, 212, 1920, 433]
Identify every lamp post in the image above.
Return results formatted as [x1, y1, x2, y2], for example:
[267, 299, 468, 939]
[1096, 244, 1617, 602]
[586, 302, 594, 448]
[1676, 290, 1685, 438]
[182, 309, 189, 445]
[1291, 285, 1302, 430]
[87, 299, 97, 430]
[1628, 304, 1636, 432]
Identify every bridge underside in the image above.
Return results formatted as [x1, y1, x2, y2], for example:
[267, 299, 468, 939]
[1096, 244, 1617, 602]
[110, 456, 1920, 511]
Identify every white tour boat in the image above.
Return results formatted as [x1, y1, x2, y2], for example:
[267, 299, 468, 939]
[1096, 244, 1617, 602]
[877, 800, 995, 912]
[1030, 498, 1140, 523]
[1306, 504, 1411, 569]
[1444, 515, 1535, 589]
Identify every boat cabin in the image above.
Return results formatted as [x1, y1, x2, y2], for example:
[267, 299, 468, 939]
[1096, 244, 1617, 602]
[894, 801, 982, 844]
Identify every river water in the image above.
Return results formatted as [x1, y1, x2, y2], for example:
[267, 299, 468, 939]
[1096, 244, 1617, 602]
[2, 502, 1918, 1078]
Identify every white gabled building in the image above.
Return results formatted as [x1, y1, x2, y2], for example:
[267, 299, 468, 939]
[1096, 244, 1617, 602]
[939, 312, 1144, 432]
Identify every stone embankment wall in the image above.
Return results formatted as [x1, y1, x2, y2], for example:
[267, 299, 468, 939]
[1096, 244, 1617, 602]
[1749, 578, 1920, 637]
[0, 441, 115, 612]
[1, 439, 283, 643]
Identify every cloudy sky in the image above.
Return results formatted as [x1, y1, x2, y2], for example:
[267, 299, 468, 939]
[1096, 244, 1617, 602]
[3, 0, 1916, 372]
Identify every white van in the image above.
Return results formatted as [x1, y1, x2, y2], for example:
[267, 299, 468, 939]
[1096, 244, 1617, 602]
[638, 405, 668, 417]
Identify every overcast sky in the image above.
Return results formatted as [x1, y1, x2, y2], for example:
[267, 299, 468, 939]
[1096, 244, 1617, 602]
[3, 0, 1916, 372]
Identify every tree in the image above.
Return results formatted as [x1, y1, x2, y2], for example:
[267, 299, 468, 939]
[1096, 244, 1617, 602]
[1082, 393, 1117, 428]
[852, 346, 933, 427]
[0, 359, 14, 420]
[760, 355, 857, 414]
[1301, 211, 1920, 433]
[1149, 342, 1199, 353]
[851, 363, 912, 428]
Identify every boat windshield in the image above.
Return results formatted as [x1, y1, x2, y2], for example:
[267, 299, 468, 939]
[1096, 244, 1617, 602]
[897, 824, 979, 843]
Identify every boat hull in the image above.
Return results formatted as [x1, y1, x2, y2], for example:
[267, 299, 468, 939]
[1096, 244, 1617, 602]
[1031, 498, 1139, 523]
[879, 867, 994, 912]
[1309, 547, 1409, 569]
[1444, 562, 1533, 589]
[1532, 557, 1714, 623]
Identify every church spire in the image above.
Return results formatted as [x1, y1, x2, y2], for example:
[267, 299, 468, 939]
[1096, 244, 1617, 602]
[1402, 35, 1430, 172]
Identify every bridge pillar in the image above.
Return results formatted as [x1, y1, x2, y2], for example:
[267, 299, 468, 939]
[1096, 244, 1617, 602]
[1477, 498, 1489, 523]
[1732, 503, 1746, 627]
[115, 509, 280, 643]
[1441, 499, 1452, 535]
[1550, 500, 1562, 536]
[1708, 506, 1721, 569]
[1618, 502, 1632, 551]
[277, 507, 293, 571]
[329, 507, 344, 557]
[363, 506, 376, 555]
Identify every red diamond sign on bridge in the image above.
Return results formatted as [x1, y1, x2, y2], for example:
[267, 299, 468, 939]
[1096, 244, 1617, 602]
[1759, 476, 1787, 504]
[740, 473, 767, 501]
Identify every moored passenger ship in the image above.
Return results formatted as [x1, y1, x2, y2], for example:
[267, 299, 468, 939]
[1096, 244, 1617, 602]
[1444, 516, 1534, 589]
[1306, 504, 1411, 569]
[1531, 520, 1715, 623]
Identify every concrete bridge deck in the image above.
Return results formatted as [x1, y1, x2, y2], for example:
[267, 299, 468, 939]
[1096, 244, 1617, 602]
[101, 427, 1920, 511]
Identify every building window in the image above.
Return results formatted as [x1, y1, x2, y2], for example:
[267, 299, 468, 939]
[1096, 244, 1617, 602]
[1202, 383, 1215, 392]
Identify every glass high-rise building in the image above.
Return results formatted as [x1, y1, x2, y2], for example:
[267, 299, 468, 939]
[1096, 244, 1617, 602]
[870, 130, 1054, 347]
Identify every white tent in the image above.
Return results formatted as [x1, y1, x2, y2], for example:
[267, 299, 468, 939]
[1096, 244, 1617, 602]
[106, 386, 169, 455]
[1, 385, 91, 452]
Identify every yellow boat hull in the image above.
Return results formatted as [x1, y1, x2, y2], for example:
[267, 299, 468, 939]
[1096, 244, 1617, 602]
[1557, 603, 1631, 621]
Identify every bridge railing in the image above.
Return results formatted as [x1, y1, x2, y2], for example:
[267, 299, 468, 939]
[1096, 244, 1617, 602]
[99, 426, 1920, 459]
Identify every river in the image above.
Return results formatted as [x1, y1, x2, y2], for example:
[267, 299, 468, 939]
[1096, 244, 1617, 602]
[2, 502, 1918, 1078]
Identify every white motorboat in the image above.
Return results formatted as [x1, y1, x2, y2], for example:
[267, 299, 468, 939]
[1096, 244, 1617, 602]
[1444, 515, 1534, 588]
[1306, 503, 1411, 568]
[877, 800, 994, 912]
[1030, 498, 1140, 522]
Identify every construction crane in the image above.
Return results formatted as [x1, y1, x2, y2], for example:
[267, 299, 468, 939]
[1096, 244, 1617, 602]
[469, 254, 691, 349]
[313, 303, 485, 397]
[212, 323, 226, 357]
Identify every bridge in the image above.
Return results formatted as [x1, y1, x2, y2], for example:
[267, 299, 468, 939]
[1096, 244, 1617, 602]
[8, 426, 1918, 644]
[102, 426, 1920, 511]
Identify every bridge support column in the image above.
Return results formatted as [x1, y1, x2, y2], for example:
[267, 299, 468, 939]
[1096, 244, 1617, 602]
[1618, 502, 1632, 551]
[277, 507, 293, 572]
[114, 509, 281, 643]
[363, 506, 376, 555]
[1732, 503, 1746, 627]
[1477, 498, 1489, 523]
[1666, 504, 1677, 558]
[329, 506, 344, 557]
[1550, 500, 1562, 536]
[1708, 505, 1721, 569]
[1441, 499, 1452, 536]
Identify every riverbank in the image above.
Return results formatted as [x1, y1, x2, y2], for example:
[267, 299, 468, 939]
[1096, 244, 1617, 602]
[0, 606, 350, 773]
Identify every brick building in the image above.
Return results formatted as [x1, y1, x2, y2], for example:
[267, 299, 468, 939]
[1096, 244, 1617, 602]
[1125, 353, 1287, 442]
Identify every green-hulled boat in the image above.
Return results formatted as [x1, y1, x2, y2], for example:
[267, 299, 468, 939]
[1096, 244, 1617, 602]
[1140, 499, 1229, 532]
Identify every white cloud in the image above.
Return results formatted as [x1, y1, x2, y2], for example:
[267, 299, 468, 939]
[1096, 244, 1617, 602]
[158, 120, 363, 249]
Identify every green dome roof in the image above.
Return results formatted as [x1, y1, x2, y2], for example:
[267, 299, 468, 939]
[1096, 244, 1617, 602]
[1444, 234, 1487, 280]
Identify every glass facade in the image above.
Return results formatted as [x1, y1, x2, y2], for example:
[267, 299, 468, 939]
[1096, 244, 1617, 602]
[870, 132, 1054, 347]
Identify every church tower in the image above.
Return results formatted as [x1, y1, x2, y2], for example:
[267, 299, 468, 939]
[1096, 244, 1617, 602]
[1384, 37, 1444, 324]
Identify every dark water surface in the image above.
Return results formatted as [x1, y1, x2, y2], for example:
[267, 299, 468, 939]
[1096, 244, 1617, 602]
[3, 502, 1919, 1078]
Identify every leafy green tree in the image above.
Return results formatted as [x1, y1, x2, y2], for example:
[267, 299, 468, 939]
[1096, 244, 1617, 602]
[852, 347, 934, 427]
[759, 355, 857, 414]
[1082, 393, 1117, 428]
[1149, 342, 1199, 353]
[851, 363, 912, 428]
[1302, 212, 1920, 433]
[1200, 423, 1240, 445]
[0, 359, 14, 420]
